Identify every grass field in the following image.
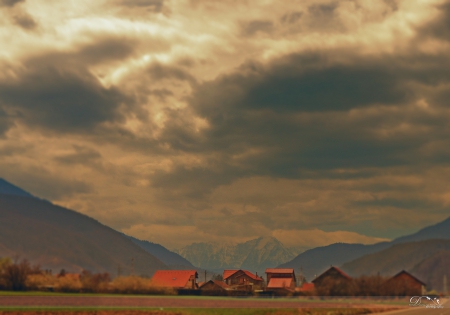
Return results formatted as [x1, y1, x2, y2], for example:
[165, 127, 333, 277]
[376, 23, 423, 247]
[0, 307, 400, 315]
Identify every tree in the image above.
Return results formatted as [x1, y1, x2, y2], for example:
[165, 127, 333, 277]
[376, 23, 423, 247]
[0, 258, 41, 291]
[212, 274, 223, 281]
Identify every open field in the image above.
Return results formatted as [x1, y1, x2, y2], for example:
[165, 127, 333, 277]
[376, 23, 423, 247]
[0, 308, 406, 315]
[0, 292, 410, 315]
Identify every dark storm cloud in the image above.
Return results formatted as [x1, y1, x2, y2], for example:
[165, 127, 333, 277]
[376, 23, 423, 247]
[147, 63, 197, 83]
[0, 65, 127, 132]
[0, 0, 24, 7]
[240, 20, 274, 37]
[0, 39, 137, 134]
[54, 145, 102, 166]
[119, 0, 164, 11]
[150, 46, 450, 198]
[12, 12, 37, 30]
[419, 1, 450, 41]
[280, 12, 303, 24]
[193, 53, 410, 114]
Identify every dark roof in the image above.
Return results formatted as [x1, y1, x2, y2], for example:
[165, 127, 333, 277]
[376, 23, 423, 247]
[223, 269, 263, 281]
[265, 268, 295, 274]
[391, 270, 426, 286]
[312, 266, 351, 283]
[199, 280, 230, 290]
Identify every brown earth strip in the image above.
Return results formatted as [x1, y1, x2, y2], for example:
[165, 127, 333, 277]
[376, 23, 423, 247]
[0, 296, 405, 310]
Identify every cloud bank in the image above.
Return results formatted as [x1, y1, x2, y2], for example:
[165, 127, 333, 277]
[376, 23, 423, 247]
[1, 0, 449, 248]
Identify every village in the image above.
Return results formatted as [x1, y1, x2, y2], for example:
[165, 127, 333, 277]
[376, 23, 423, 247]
[150, 266, 427, 297]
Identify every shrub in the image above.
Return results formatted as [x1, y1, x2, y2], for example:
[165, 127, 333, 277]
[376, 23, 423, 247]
[110, 276, 175, 295]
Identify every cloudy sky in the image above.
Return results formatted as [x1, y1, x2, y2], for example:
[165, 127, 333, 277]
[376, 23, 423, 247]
[1, 0, 450, 249]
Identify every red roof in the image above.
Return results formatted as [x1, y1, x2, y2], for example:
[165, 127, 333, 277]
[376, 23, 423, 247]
[267, 278, 293, 288]
[265, 268, 295, 274]
[223, 270, 238, 280]
[151, 270, 197, 288]
[223, 269, 263, 281]
[298, 282, 315, 291]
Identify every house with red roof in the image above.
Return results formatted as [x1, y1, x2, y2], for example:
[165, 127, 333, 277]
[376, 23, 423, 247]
[223, 269, 264, 290]
[265, 268, 296, 291]
[151, 270, 198, 289]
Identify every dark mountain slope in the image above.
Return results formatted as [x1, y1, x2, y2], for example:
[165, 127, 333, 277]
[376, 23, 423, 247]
[0, 193, 167, 276]
[278, 215, 450, 281]
[393, 216, 450, 244]
[340, 239, 450, 280]
[128, 236, 195, 269]
[277, 242, 391, 281]
[411, 249, 450, 292]
[0, 178, 35, 198]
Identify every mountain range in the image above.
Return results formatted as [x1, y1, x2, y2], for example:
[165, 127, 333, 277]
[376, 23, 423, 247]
[0, 178, 192, 276]
[279, 217, 450, 290]
[176, 236, 295, 274]
[1, 177, 449, 290]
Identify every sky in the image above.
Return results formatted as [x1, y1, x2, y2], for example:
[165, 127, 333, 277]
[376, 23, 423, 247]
[1, 0, 450, 250]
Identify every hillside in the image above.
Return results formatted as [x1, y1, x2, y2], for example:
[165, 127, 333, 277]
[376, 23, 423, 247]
[277, 215, 450, 281]
[340, 239, 450, 290]
[176, 236, 295, 274]
[0, 178, 34, 198]
[0, 193, 167, 277]
[411, 250, 450, 292]
[393, 216, 450, 244]
[128, 236, 195, 269]
[277, 242, 391, 282]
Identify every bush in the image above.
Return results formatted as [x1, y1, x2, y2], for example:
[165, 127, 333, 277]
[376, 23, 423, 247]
[110, 276, 175, 295]
[80, 270, 110, 293]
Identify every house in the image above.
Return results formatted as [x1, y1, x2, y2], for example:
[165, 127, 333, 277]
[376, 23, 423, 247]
[385, 270, 426, 296]
[296, 282, 315, 294]
[265, 268, 297, 290]
[312, 266, 353, 295]
[151, 270, 198, 289]
[199, 280, 231, 291]
[223, 269, 264, 289]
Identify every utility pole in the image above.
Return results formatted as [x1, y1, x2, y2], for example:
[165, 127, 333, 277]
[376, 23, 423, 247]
[204, 270, 207, 282]
[131, 257, 134, 276]
[299, 266, 303, 287]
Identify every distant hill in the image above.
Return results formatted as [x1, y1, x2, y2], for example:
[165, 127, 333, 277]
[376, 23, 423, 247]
[127, 236, 196, 269]
[340, 239, 450, 291]
[0, 193, 167, 277]
[176, 236, 295, 274]
[277, 215, 450, 282]
[0, 178, 35, 198]
[393, 217, 450, 244]
[277, 242, 391, 282]
[410, 249, 450, 292]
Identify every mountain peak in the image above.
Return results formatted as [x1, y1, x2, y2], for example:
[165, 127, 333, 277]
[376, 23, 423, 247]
[0, 178, 35, 198]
